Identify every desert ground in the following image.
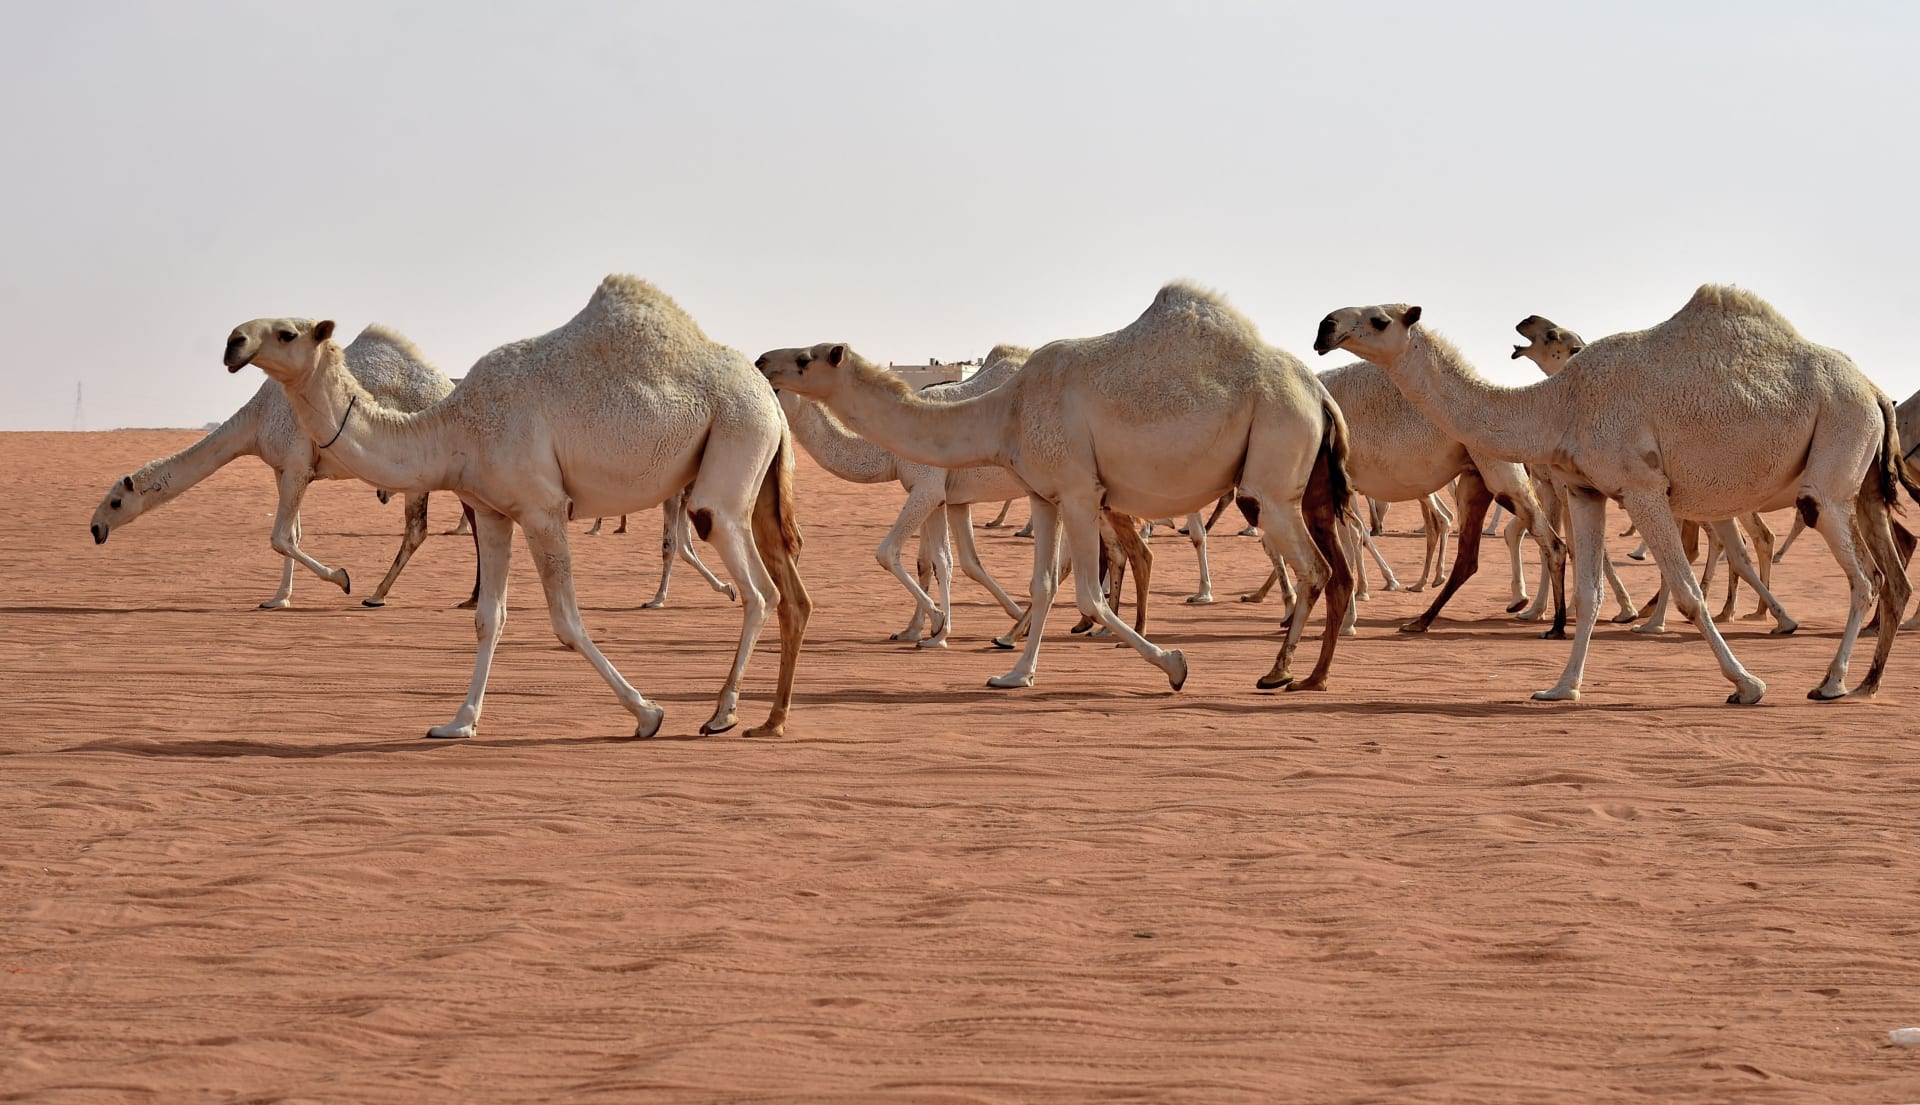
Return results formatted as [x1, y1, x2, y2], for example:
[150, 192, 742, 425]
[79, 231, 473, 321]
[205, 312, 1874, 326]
[5, 429, 1920, 1104]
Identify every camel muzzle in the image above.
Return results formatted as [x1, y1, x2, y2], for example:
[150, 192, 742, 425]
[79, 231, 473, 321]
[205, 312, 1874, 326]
[92, 523, 107, 544]
[1312, 319, 1342, 355]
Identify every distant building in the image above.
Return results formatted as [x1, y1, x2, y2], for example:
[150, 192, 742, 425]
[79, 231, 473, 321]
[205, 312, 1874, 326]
[888, 358, 981, 391]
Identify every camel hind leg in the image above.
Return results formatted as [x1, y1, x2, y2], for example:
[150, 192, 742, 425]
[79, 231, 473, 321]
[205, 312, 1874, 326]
[687, 467, 780, 736]
[1399, 472, 1494, 635]
[363, 491, 432, 607]
[1620, 491, 1766, 704]
[1709, 518, 1796, 634]
[950, 503, 1025, 620]
[746, 444, 811, 738]
[1848, 485, 1907, 698]
[1055, 495, 1186, 689]
[990, 497, 1063, 688]
[1802, 492, 1882, 700]
[1184, 512, 1215, 604]
[263, 467, 350, 606]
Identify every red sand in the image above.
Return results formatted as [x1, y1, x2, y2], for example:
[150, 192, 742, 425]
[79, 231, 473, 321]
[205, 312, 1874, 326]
[4, 429, 1919, 1104]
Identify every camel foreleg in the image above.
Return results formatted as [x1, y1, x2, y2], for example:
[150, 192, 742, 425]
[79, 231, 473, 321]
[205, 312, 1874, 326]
[263, 467, 349, 607]
[362, 490, 432, 607]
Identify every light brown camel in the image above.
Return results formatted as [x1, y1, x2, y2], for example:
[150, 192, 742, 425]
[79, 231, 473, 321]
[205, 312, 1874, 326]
[91, 325, 465, 608]
[1317, 287, 1910, 704]
[226, 276, 809, 739]
[758, 282, 1354, 692]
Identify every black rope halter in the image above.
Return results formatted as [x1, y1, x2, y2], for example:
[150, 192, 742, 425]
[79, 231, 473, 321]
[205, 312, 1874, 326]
[319, 394, 357, 450]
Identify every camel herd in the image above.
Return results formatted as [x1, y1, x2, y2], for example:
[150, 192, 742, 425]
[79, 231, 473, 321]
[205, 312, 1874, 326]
[89, 276, 1918, 738]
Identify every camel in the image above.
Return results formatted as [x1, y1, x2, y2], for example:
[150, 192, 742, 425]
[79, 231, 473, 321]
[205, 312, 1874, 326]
[1510, 316, 1789, 632]
[776, 344, 1033, 647]
[758, 282, 1354, 692]
[1236, 360, 1571, 635]
[226, 275, 809, 739]
[91, 325, 463, 609]
[584, 495, 736, 609]
[1316, 287, 1910, 703]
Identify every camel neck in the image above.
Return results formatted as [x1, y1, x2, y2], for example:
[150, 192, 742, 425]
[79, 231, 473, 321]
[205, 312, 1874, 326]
[822, 360, 1012, 470]
[1380, 330, 1568, 466]
[782, 396, 900, 484]
[133, 407, 261, 507]
[281, 350, 463, 494]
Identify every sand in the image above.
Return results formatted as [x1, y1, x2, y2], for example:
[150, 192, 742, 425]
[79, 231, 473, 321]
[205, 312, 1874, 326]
[4, 429, 1919, 1104]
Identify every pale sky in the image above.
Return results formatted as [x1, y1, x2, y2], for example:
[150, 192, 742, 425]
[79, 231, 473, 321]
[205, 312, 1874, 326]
[3, 2, 1915, 430]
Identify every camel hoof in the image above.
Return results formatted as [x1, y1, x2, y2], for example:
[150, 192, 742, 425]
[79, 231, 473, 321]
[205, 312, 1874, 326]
[1185, 594, 1216, 605]
[721, 585, 738, 602]
[1770, 619, 1799, 636]
[454, 598, 478, 611]
[634, 703, 667, 738]
[1541, 627, 1569, 641]
[889, 631, 921, 643]
[1398, 620, 1431, 634]
[1846, 683, 1881, 700]
[1739, 610, 1770, 622]
[986, 671, 1034, 689]
[745, 720, 786, 738]
[1506, 598, 1529, 613]
[426, 722, 474, 739]
[1531, 686, 1579, 703]
[916, 637, 949, 650]
[1627, 550, 1647, 562]
[1163, 650, 1188, 691]
[1515, 610, 1543, 623]
[1285, 677, 1328, 693]
[990, 636, 1016, 651]
[1381, 582, 1401, 593]
[1405, 583, 1424, 594]
[699, 715, 737, 737]
[336, 569, 352, 595]
[1339, 625, 1358, 637]
[1727, 678, 1766, 704]
[1255, 670, 1294, 690]
[1237, 527, 1259, 537]
[258, 598, 291, 610]
[1238, 593, 1264, 604]
[1806, 683, 1845, 702]
[641, 599, 666, 610]
[361, 598, 386, 608]
[1609, 610, 1638, 624]
[1631, 623, 1666, 635]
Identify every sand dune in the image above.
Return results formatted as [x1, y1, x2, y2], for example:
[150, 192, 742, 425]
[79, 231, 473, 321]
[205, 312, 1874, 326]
[4, 430, 1919, 1103]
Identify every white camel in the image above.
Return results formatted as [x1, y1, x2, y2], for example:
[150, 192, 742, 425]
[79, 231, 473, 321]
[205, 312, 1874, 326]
[758, 281, 1355, 692]
[226, 275, 810, 739]
[1510, 316, 1791, 633]
[91, 325, 463, 609]
[1316, 287, 1909, 704]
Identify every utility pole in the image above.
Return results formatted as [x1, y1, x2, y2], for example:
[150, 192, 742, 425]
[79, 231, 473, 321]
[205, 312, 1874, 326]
[71, 381, 84, 431]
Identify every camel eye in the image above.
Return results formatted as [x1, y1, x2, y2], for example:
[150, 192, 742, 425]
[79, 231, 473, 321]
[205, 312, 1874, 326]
[795, 355, 811, 370]
[278, 330, 296, 343]
[110, 498, 122, 510]
[1370, 316, 1390, 331]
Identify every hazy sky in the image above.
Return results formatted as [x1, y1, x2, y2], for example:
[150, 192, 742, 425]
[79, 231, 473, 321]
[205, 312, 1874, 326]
[3, 2, 1915, 430]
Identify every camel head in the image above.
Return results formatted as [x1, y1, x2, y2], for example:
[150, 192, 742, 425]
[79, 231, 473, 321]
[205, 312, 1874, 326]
[223, 317, 337, 382]
[1313, 304, 1423, 364]
[1511, 315, 1585, 376]
[89, 472, 145, 544]
[754, 343, 871, 399]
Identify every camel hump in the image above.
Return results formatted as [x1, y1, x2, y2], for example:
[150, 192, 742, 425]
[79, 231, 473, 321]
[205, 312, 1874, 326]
[1681, 284, 1799, 336]
[983, 343, 1032, 369]
[1143, 281, 1261, 345]
[584, 274, 713, 344]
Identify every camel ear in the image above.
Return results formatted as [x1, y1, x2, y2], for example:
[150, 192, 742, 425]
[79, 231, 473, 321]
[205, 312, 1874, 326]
[1401, 305, 1422, 326]
[313, 319, 335, 342]
[827, 344, 846, 367]
[122, 475, 135, 491]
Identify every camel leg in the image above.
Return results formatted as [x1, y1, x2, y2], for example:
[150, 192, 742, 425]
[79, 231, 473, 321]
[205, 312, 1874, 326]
[613, 514, 628, 534]
[896, 537, 936, 642]
[686, 505, 777, 737]
[1601, 552, 1638, 623]
[673, 491, 736, 600]
[1773, 516, 1805, 563]
[1736, 513, 1777, 621]
[517, 510, 670, 735]
[643, 499, 678, 609]
[1531, 490, 1608, 702]
[1241, 567, 1281, 604]
[1627, 537, 1649, 561]
[1248, 499, 1327, 690]
[1057, 496, 1186, 688]
[918, 505, 957, 649]
[362, 490, 432, 607]
[1102, 509, 1154, 639]
[1204, 490, 1234, 533]
[993, 530, 1074, 649]
[1357, 518, 1400, 593]
[1399, 472, 1495, 634]
[1368, 496, 1387, 536]
[264, 556, 298, 610]
[1408, 502, 1435, 595]
[1185, 512, 1215, 604]
[1804, 493, 1879, 700]
[1844, 483, 1908, 699]
[456, 503, 480, 610]
[1634, 579, 1672, 634]
[880, 484, 946, 643]
[746, 459, 812, 739]
[1481, 502, 1504, 537]
[1709, 518, 1796, 635]
[429, 506, 515, 739]
[586, 517, 604, 536]
[950, 503, 1024, 619]
[264, 467, 349, 605]
[1348, 520, 1372, 603]
[984, 499, 1013, 528]
[990, 498, 1062, 688]
[1702, 527, 1738, 622]
[1626, 491, 1766, 704]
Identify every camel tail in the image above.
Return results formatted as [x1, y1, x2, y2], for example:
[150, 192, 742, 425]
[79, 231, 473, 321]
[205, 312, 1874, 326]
[761, 428, 804, 556]
[1319, 397, 1353, 523]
